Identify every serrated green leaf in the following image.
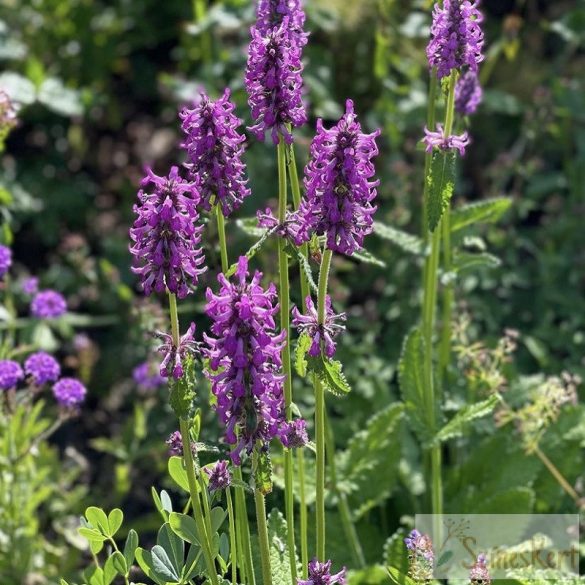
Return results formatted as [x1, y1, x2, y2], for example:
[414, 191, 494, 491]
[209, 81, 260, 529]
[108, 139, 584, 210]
[398, 327, 431, 442]
[452, 251, 501, 272]
[169, 512, 201, 545]
[254, 450, 273, 495]
[387, 566, 418, 585]
[475, 487, 535, 514]
[307, 354, 351, 396]
[288, 245, 318, 295]
[373, 222, 424, 255]
[433, 395, 501, 444]
[123, 529, 139, 569]
[267, 509, 298, 585]
[383, 529, 410, 576]
[295, 332, 312, 377]
[225, 229, 271, 277]
[427, 150, 456, 232]
[353, 248, 386, 267]
[107, 508, 123, 537]
[170, 356, 196, 418]
[168, 456, 190, 493]
[337, 403, 404, 518]
[236, 217, 267, 238]
[451, 197, 512, 232]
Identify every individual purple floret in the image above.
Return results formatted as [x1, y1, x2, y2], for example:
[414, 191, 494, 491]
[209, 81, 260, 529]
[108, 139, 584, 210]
[280, 418, 309, 448]
[31, 290, 67, 319]
[470, 554, 491, 585]
[156, 322, 199, 380]
[129, 166, 206, 299]
[404, 529, 434, 583]
[294, 100, 380, 256]
[423, 124, 470, 155]
[22, 277, 39, 296]
[133, 361, 166, 390]
[204, 256, 286, 465]
[52, 378, 87, 407]
[0, 244, 12, 278]
[257, 207, 304, 241]
[245, 19, 307, 145]
[179, 89, 251, 217]
[292, 295, 346, 358]
[205, 460, 232, 492]
[426, 0, 484, 80]
[24, 352, 61, 385]
[166, 431, 184, 456]
[256, 0, 308, 47]
[455, 70, 483, 115]
[0, 360, 24, 390]
[297, 559, 347, 585]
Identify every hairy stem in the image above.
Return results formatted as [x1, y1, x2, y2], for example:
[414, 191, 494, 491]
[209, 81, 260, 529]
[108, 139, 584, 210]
[254, 460, 273, 585]
[216, 204, 229, 274]
[226, 487, 237, 585]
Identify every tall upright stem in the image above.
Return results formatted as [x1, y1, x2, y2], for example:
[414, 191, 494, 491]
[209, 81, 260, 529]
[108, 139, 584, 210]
[226, 487, 237, 585]
[214, 215, 256, 585]
[438, 70, 458, 387]
[277, 136, 298, 582]
[254, 454, 273, 585]
[422, 72, 439, 241]
[315, 248, 333, 560]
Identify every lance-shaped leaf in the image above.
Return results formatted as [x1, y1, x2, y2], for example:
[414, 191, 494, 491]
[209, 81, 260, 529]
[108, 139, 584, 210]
[373, 222, 424, 256]
[353, 248, 387, 267]
[294, 332, 312, 377]
[169, 356, 196, 419]
[452, 251, 501, 272]
[427, 150, 456, 232]
[450, 197, 512, 232]
[267, 509, 299, 584]
[307, 354, 351, 396]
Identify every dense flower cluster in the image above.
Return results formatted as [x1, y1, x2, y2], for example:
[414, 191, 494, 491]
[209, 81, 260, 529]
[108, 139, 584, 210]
[256, 0, 307, 47]
[245, 20, 307, 144]
[22, 276, 39, 296]
[52, 377, 87, 407]
[426, 0, 484, 79]
[179, 89, 250, 216]
[292, 295, 346, 358]
[129, 166, 206, 299]
[31, 290, 68, 319]
[24, 352, 61, 385]
[0, 244, 12, 278]
[295, 100, 380, 255]
[404, 529, 434, 583]
[133, 361, 166, 390]
[469, 554, 491, 585]
[298, 559, 347, 585]
[204, 256, 286, 465]
[0, 360, 24, 390]
[280, 418, 309, 448]
[156, 322, 198, 380]
[422, 124, 470, 155]
[205, 460, 231, 492]
[455, 70, 483, 115]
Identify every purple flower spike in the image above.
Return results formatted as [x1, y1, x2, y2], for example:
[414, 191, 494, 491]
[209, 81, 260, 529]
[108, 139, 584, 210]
[22, 277, 39, 296]
[455, 70, 483, 115]
[0, 245, 12, 278]
[0, 360, 24, 390]
[423, 124, 470, 155]
[205, 460, 232, 492]
[470, 554, 491, 584]
[295, 100, 380, 256]
[129, 166, 206, 299]
[53, 378, 87, 407]
[156, 322, 199, 380]
[256, 0, 307, 47]
[427, 0, 484, 79]
[204, 256, 286, 465]
[133, 361, 166, 390]
[179, 89, 251, 217]
[297, 559, 347, 585]
[257, 207, 304, 241]
[405, 529, 435, 583]
[31, 290, 67, 319]
[25, 352, 61, 385]
[280, 418, 309, 448]
[245, 19, 307, 145]
[292, 295, 346, 358]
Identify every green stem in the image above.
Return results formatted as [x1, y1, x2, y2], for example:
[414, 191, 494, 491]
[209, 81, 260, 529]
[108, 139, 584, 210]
[438, 70, 458, 388]
[254, 467, 273, 585]
[277, 135, 298, 583]
[216, 204, 229, 274]
[226, 487, 237, 585]
[179, 419, 218, 585]
[325, 415, 365, 567]
[233, 466, 255, 585]
[315, 248, 333, 559]
[422, 71, 439, 241]
[199, 470, 213, 541]
[297, 449, 309, 577]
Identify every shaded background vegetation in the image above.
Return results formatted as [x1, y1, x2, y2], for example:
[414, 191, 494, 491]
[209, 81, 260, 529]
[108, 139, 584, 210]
[0, 0, 583, 581]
